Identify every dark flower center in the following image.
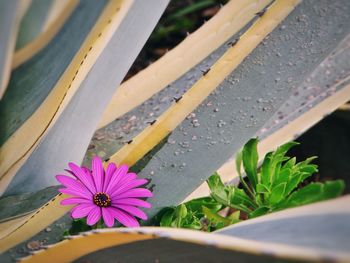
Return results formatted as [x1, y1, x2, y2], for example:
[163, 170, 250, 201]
[93, 192, 111, 207]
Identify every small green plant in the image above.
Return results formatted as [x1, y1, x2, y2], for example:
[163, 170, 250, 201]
[157, 138, 345, 230]
[155, 196, 239, 231]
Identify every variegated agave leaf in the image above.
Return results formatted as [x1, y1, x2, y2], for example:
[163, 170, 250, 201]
[0, 0, 298, 253]
[13, 0, 78, 69]
[17, 197, 350, 263]
[1, 0, 349, 258]
[85, 0, 272, 164]
[190, 33, 350, 199]
[1, 0, 169, 196]
[218, 195, 350, 260]
[0, 0, 29, 98]
[98, 0, 274, 129]
[136, 0, 350, 219]
[15, 0, 56, 51]
[0, 0, 110, 195]
[0, 1, 277, 252]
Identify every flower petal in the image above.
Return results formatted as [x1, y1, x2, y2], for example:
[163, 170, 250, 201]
[92, 156, 104, 192]
[113, 204, 147, 220]
[107, 172, 137, 195]
[110, 179, 149, 197]
[60, 197, 92, 206]
[71, 204, 95, 219]
[59, 187, 92, 199]
[113, 188, 153, 199]
[119, 172, 137, 185]
[105, 165, 128, 194]
[103, 163, 117, 192]
[102, 208, 115, 227]
[112, 198, 151, 208]
[68, 162, 96, 193]
[86, 206, 102, 226]
[56, 175, 92, 198]
[108, 207, 139, 227]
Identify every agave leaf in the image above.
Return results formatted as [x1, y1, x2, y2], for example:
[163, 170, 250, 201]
[98, 0, 273, 128]
[105, 0, 301, 186]
[1, 0, 349, 254]
[15, 0, 55, 50]
[12, 0, 79, 69]
[139, 0, 350, 220]
[0, 186, 59, 222]
[3, 0, 169, 195]
[195, 33, 350, 200]
[219, 195, 350, 258]
[0, 0, 28, 98]
[105, 6, 275, 169]
[12, 227, 334, 263]
[0, 0, 110, 192]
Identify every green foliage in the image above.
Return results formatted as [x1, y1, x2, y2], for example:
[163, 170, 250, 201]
[64, 218, 106, 237]
[156, 138, 345, 231]
[156, 196, 233, 232]
[64, 218, 93, 237]
[210, 138, 345, 218]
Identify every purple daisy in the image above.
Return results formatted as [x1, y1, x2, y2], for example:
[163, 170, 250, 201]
[56, 156, 153, 227]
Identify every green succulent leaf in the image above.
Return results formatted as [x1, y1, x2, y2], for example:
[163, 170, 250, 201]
[228, 210, 241, 221]
[158, 139, 345, 232]
[269, 182, 287, 205]
[207, 173, 254, 213]
[249, 206, 270, 218]
[322, 180, 346, 199]
[236, 150, 243, 178]
[173, 204, 188, 227]
[260, 151, 273, 187]
[66, 218, 93, 236]
[242, 138, 259, 189]
[270, 142, 299, 186]
[276, 180, 345, 210]
[159, 208, 175, 227]
[229, 186, 256, 211]
[202, 206, 230, 229]
[185, 196, 222, 214]
[202, 206, 239, 230]
[207, 173, 230, 206]
[256, 183, 270, 194]
[284, 172, 302, 196]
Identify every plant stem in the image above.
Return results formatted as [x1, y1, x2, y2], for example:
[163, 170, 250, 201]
[239, 174, 257, 205]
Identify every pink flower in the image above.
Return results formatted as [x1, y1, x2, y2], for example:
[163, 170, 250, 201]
[56, 156, 153, 227]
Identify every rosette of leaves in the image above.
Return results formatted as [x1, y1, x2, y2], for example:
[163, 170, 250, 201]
[158, 139, 345, 231]
[208, 138, 345, 219]
[156, 196, 240, 231]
